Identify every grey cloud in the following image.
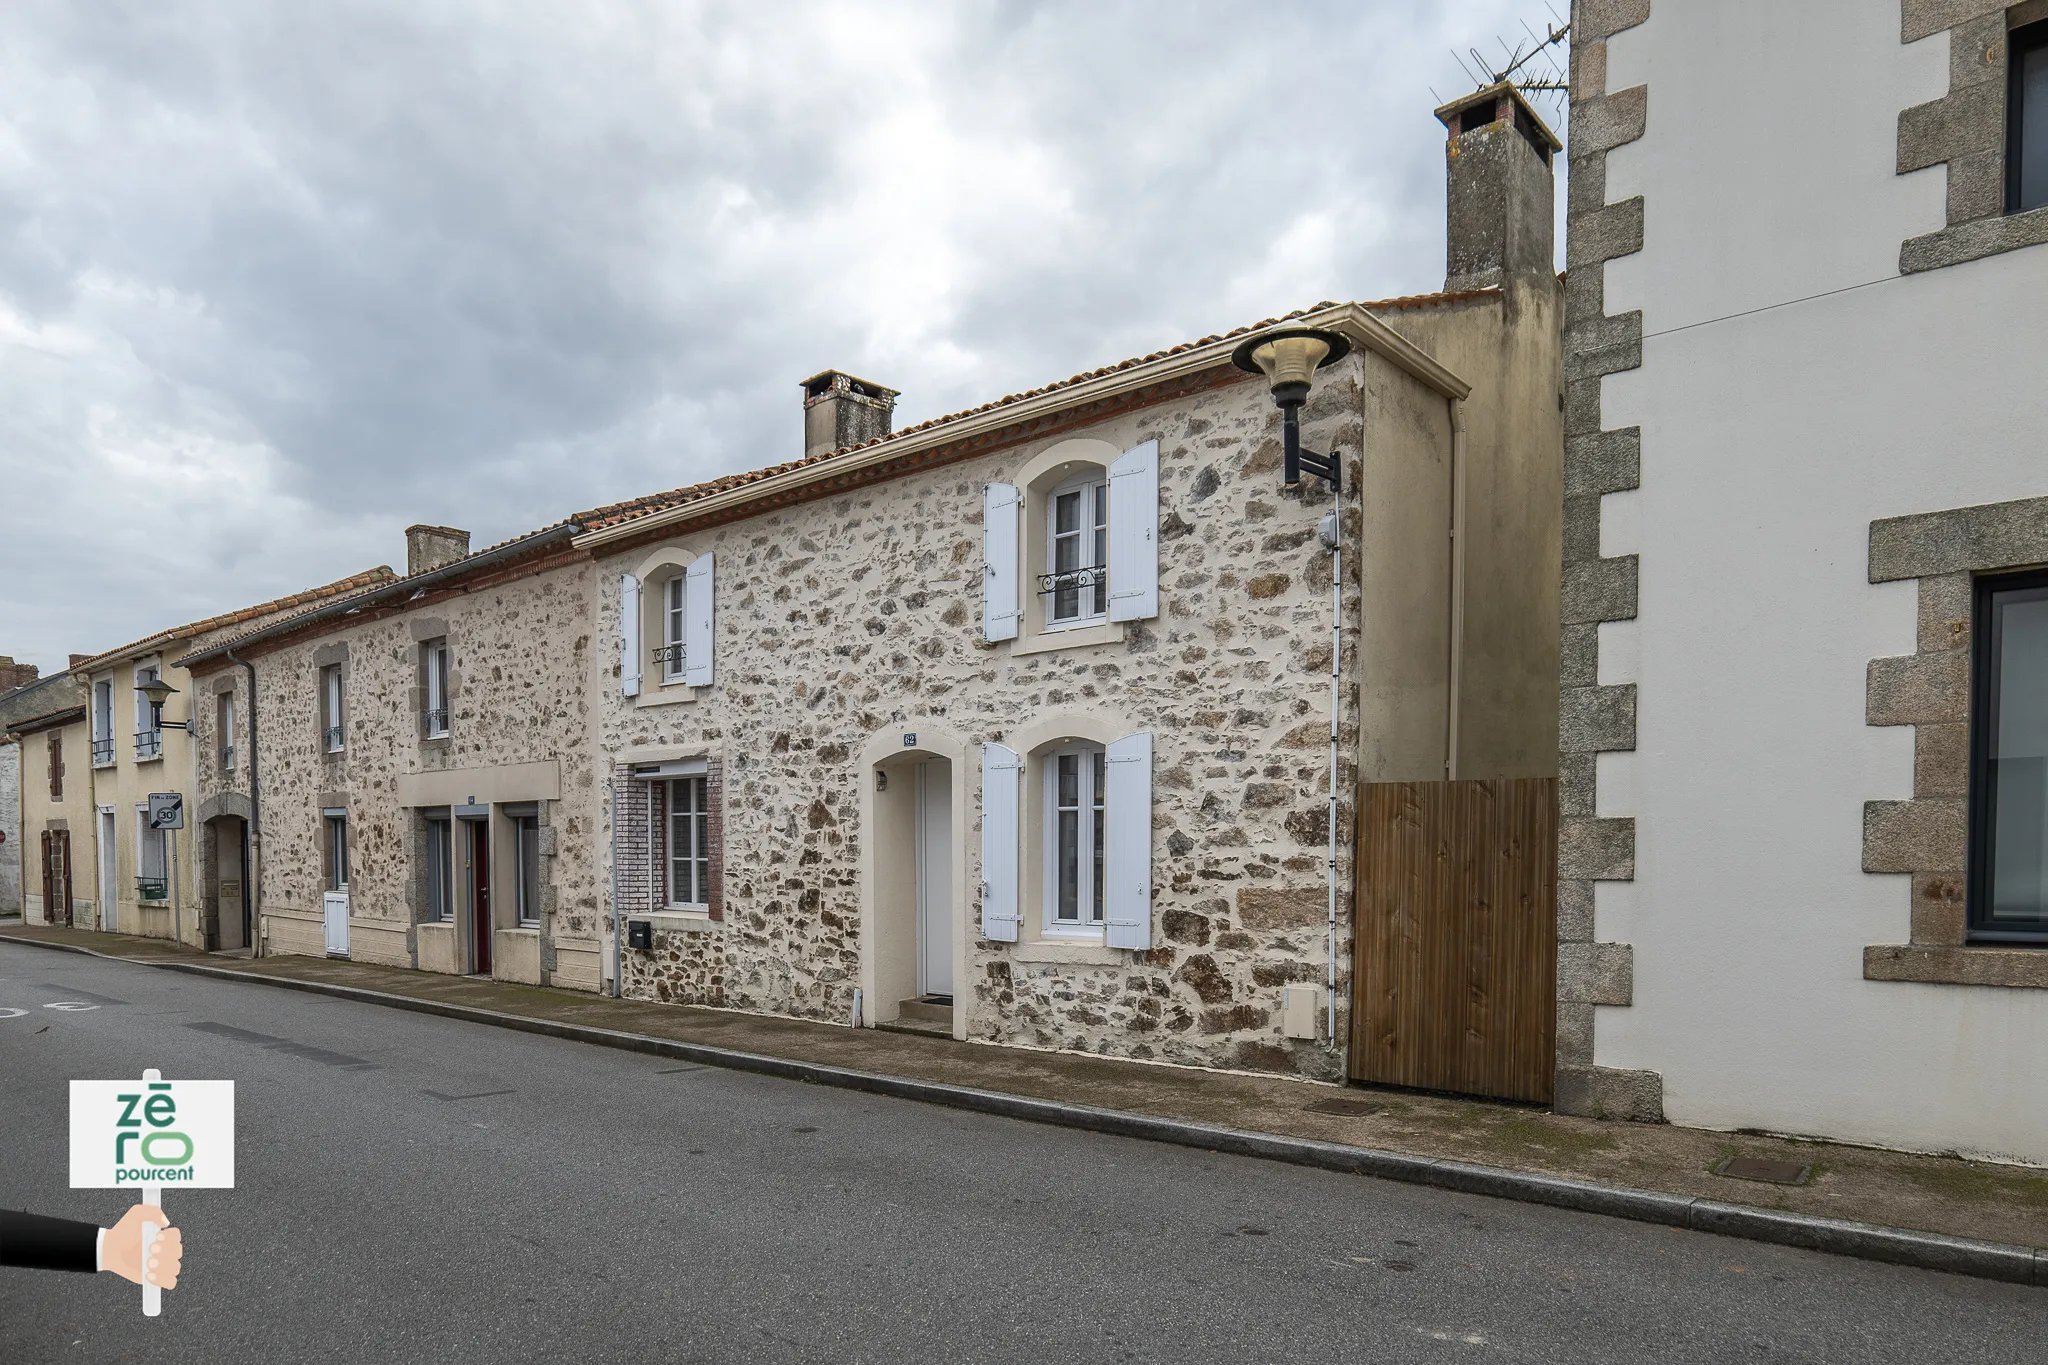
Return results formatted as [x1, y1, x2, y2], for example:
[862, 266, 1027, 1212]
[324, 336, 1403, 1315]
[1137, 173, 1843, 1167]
[0, 0, 1564, 672]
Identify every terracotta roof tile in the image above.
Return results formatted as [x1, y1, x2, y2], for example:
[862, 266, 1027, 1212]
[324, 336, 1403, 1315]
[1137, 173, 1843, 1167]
[573, 289, 1491, 534]
[71, 566, 400, 673]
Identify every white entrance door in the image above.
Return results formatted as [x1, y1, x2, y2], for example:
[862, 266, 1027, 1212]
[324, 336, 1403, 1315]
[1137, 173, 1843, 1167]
[915, 761, 953, 998]
[323, 891, 350, 956]
[98, 809, 117, 932]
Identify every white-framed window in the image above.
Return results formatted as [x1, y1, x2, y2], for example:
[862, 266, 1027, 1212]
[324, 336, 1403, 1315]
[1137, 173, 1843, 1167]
[423, 640, 451, 737]
[132, 661, 162, 760]
[510, 805, 543, 926]
[135, 808, 167, 901]
[663, 776, 710, 909]
[218, 692, 236, 771]
[321, 665, 345, 752]
[324, 812, 349, 891]
[91, 676, 115, 767]
[1045, 478, 1108, 627]
[1042, 743, 1107, 933]
[425, 810, 455, 922]
[661, 574, 687, 683]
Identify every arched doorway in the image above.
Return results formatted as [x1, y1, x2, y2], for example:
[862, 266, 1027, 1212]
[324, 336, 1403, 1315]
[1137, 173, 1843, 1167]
[858, 722, 967, 1036]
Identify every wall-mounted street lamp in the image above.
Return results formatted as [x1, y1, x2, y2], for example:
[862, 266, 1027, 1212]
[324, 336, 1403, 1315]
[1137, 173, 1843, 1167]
[1232, 325, 1353, 1053]
[135, 676, 190, 732]
[1231, 327, 1351, 492]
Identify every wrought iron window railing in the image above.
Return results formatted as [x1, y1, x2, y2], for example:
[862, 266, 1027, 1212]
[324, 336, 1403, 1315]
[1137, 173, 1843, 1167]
[135, 876, 168, 902]
[91, 736, 115, 766]
[323, 723, 345, 752]
[651, 641, 687, 676]
[133, 729, 162, 760]
[1036, 565, 1108, 596]
[423, 707, 449, 737]
[219, 745, 235, 770]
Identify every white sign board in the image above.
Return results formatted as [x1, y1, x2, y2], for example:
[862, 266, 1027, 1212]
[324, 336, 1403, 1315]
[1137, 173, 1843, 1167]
[147, 792, 184, 831]
[70, 1077, 234, 1189]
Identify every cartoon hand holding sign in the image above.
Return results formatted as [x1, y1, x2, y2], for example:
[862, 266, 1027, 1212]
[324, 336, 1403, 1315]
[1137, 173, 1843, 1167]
[69, 1068, 232, 1315]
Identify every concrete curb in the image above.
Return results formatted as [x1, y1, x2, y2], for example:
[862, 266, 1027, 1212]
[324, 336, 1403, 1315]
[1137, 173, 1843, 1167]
[8, 932, 2044, 1290]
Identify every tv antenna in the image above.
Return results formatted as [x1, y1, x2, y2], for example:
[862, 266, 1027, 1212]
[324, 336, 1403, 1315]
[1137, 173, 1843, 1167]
[1434, 5, 1572, 119]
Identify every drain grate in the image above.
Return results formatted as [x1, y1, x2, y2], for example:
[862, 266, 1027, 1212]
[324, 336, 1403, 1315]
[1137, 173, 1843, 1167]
[1304, 1098, 1383, 1118]
[1713, 1155, 1811, 1186]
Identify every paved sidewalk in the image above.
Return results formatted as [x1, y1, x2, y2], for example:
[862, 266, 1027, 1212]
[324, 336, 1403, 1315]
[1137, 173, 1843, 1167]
[6, 922, 2044, 1259]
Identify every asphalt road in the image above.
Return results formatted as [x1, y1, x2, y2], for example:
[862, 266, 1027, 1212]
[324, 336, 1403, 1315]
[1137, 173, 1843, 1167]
[2, 942, 2043, 1364]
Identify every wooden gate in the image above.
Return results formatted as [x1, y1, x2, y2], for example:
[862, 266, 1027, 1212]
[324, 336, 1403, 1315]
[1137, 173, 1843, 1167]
[1350, 777, 1557, 1103]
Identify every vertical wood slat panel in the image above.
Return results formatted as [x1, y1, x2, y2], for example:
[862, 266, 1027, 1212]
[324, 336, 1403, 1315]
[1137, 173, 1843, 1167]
[1351, 777, 1556, 1104]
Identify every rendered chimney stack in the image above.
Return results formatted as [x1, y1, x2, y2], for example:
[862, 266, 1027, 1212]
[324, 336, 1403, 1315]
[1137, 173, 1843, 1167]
[1435, 82, 1561, 293]
[801, 371, 899, 461]
[405, 524, 472, 576]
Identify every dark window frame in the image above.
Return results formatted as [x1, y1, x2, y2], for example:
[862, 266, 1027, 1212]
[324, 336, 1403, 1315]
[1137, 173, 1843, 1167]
[1967, 565, 2048, 944]
[2010, 17, 2048, 215]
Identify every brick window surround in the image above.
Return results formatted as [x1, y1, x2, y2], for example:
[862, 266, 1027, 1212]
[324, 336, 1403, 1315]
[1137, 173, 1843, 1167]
[1864, 493, 2048, 989]
[1897, 0, 2048, 272]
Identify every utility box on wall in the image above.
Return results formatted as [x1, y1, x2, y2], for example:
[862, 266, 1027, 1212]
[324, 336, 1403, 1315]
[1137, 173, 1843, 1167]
[1282, 986, 1320, 1040]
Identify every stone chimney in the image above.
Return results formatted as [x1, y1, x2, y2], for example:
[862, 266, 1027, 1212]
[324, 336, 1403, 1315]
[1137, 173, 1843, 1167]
[0, 656, 39, 693]
[406, 524, 472, 576]
[68, 654, 92, 668]
[801, 371, 898, 460]
[1435, 82, 1561, 293]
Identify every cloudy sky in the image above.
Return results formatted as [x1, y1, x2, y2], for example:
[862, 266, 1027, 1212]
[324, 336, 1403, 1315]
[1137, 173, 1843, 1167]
[0, 1, 1567, 674]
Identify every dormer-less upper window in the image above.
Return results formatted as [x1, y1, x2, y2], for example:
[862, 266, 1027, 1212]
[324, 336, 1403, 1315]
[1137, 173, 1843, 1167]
[2012, 18, 2048, 214]
[1046, 479, 1109, 627]
[662, 574, 688, 683]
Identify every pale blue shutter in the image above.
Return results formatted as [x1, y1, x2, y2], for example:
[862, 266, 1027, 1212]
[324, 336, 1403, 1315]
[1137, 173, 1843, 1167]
[684, 554, 714, 687]
[983, 483, 1021, 642]
[1107, 439, 1158, 622]
[980, 743, 1021, 941]
[1103, 732, 1152, 949]
[620, 574, 642, 698]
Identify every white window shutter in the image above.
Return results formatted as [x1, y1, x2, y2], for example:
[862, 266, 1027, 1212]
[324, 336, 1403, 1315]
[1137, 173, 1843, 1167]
[1108, 439, 1159, 622]
[620, 574, 642, 698]
[980, 742, 1021, 942]
[983, 483, 1021, 642]
[1104, 731, 1153, 949]
[684, 554, 714, 687]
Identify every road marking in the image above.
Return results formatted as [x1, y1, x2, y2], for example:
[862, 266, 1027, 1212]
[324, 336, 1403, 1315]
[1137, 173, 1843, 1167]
[44, 1001, 101, 1011]
[38, 983, 128, 1005]
[0, 1007, 27, 1019]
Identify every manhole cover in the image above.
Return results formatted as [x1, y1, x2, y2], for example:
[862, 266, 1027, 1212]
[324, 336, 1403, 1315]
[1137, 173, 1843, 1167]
[1305, 1098, 1383, 1118]
[1713, 1156, 1811, 1186]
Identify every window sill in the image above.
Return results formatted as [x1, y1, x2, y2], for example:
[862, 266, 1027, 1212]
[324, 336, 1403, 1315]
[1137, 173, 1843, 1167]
[1900, 203, 2048, 274]
[1012, 620, 1125, 658]
[1011, 939, 1123, 965]
[132, 753, 164, 765]
[1863, 943, 2048, 990]
[632, 683, 700, 710]
[645, 910, 721, 933]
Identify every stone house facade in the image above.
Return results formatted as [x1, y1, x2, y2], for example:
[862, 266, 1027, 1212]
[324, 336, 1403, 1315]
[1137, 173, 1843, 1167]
[0, 671, 92, 924]
[1555, 0, 2048, 1162]
[58, 570, 392, 948]
[177, 527, 608, 987]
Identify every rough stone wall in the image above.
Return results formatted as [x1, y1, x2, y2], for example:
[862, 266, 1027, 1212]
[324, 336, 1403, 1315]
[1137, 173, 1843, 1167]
[191, 560, 604, 970]
[596, 363, 1372, 1080]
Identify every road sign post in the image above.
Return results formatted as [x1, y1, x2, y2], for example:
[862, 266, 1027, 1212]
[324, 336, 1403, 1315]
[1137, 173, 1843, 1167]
[70, 1067, 233, 1317]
